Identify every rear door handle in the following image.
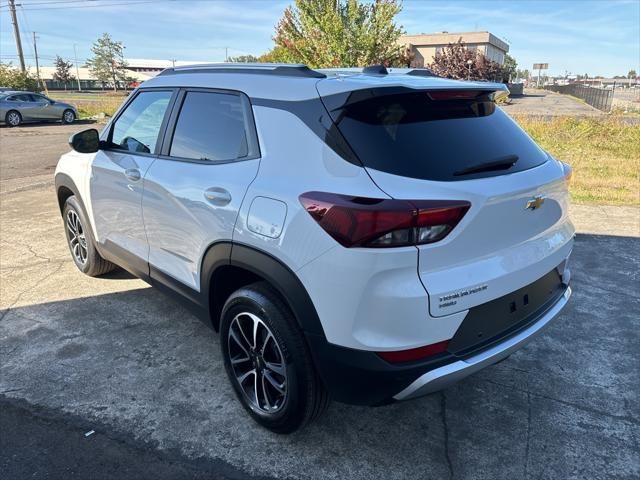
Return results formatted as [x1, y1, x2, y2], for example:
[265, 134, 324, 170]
[124, 168, 141, 182]
[204, 187, 232, 206]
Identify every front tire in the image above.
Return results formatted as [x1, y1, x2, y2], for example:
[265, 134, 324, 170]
[62, 109, 76, 124]
[220, 282, 329, 433]
[5, 110, 21, 127]
[62, 196, 115, 277]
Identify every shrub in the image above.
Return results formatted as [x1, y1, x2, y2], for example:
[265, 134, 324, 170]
[0, 63, 40, 91]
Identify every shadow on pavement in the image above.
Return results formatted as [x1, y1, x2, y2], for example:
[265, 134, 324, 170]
[0, 119, 97, 129]
[1, 233, 638, 480]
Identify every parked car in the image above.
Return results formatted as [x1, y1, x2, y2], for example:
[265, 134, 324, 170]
[55, 63, 574, 433]
[1, 91, 77, 126]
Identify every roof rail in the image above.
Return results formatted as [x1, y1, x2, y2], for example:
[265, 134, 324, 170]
[318, 66, 439, 78]
[157, 63, 326, 79]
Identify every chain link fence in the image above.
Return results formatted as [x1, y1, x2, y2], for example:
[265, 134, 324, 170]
[544, 84, 613, 112]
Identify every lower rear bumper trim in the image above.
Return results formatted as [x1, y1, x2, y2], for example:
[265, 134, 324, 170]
[393, 286, 572, 401]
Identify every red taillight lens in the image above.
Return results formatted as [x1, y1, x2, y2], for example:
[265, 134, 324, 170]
[376, 340, 450, 363]
[299, 192, 470, 248]
[428, 90, 483, 101]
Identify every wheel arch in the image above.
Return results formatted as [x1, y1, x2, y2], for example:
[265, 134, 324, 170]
[55, 173, 99, 244]
[202, 242, 326, 340]
[55, 173, 80, 214]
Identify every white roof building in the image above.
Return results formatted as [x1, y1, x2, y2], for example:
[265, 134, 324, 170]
[31, 58, 216, 83]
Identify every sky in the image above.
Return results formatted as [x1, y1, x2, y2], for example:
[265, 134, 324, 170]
[1, 0, 638, 78]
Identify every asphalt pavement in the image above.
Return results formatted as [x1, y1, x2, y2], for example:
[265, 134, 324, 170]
[1, 123, 639, 480]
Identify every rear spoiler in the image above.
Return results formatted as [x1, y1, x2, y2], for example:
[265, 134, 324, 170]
[320, 83, 510, 112]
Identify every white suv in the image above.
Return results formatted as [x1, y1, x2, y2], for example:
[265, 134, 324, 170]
[55, 63, 574, 433]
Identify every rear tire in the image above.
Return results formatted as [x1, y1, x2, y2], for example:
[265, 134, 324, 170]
[220, 282, 329, 433]
[5, 110, 21, 127]
[62, 196, 115, 277]
[62, 109, 75, 124]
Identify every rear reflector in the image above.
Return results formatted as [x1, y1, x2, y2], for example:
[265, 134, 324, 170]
[299, 192, 470, 248]
[376, 340, 450, 363]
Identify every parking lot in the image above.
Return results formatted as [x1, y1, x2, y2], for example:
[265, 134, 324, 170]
[1, 123, 639, 479]
[501, 89, 604, 116]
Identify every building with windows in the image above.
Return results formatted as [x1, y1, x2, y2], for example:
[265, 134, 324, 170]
[30, 58, 213, 90]
[400, 31, 510, 67]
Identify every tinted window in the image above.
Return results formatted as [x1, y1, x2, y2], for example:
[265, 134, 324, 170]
[328, 89, 548, 181]
[169, 91, 257, 161]
[111, 90, 172, 154]
[8, 94, 30, 102]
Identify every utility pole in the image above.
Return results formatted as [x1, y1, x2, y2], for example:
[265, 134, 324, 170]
[170, 58, 176, 67]
[8, 0, 26, 72]
[33, 32, 43, 90]
[225, 47, 228, 62]
[73, 44, 82, 91]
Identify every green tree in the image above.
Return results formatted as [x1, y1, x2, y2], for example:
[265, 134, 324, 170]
[273, 0, 407, 68]
[628, 69, 637, 79]
[228, 54, 259, 63]
[258, 45, 295, 63]
[0, 62, 39, 91]
[86, 33, 127, 91]
[52, 55, 75, 90]
[427, 39, 506, 81]
[503, 54, 517, 82]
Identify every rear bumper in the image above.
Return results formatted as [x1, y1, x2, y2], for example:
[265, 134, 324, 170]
[307, 280, 571, 406]
[393, 286, 571, 400]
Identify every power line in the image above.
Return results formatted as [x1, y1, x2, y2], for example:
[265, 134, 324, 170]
[0, 0, 221, 10]
[17, 0, 181, 10]
[11, 0, 102, 6]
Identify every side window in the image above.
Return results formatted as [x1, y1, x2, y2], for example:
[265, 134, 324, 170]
[169, 91, 258, 162]
[110, 90, 172, 154]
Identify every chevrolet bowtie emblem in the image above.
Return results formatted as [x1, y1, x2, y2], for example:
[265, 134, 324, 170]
[526, 195, 545, 210]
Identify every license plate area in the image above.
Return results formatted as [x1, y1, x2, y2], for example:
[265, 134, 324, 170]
[447, 269, 564, 357]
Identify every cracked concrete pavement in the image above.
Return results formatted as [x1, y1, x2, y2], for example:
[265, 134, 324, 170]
[1, 125, 639, 479]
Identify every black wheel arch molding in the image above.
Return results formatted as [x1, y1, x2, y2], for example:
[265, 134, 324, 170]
[55, 173, 81, 214]
[201, 241, 326, 338]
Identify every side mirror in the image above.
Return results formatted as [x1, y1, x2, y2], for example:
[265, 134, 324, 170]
[69, 128, 100, 154]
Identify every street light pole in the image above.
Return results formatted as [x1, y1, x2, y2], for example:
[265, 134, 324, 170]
[467, 59, 473, 81]
[74, 44, 82, 91]
[33, 32, 43, 91]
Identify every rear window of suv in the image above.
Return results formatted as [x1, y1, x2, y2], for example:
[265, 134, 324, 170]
[325, 88, 548, 181]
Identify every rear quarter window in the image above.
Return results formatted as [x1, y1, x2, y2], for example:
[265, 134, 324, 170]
[327, 89, 548, 181]
[168, 91, 259, 162]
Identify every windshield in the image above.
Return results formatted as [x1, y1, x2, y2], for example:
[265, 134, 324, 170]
[325, 88, 548, 181]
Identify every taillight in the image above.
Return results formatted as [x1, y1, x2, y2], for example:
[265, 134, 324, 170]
[299, 192, 470, 248]
[428, 90, 483, 101]
[376, 340, 450, 363]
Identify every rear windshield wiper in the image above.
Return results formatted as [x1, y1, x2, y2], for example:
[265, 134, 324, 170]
[453, 155, 519, 177]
